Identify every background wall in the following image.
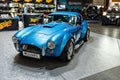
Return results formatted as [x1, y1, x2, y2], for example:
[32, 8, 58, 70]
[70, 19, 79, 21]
[112, 0, 120, 2]
[93, 0, 104, 6]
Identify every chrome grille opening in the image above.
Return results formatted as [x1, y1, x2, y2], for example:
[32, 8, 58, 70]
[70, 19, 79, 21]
[110, 16, 115, 19]
[22, 44, 41, 53]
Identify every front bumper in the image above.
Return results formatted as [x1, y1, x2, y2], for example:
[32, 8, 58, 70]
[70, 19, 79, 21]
[14, 43, 59, 58]
[102, 16, 119, 25]
[14, 43, 45, 56]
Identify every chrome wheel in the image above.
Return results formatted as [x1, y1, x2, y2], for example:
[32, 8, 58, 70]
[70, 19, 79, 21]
[67, 42, 74, 60]
[59, 39, 74, 61]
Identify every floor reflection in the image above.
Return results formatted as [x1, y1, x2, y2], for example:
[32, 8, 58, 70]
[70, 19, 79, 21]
[14, 53, 69, 70]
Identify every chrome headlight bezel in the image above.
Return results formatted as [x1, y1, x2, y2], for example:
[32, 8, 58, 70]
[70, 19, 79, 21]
[48, 41, 55, 49]
[107, 15, 110, 18]
[12, 36, 18, 43]
[116, 15, 120, 18]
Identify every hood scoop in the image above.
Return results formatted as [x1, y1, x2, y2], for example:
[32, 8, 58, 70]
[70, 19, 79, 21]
[43, 25, 52, 28]
[33, 22, 68, 35]
[43, 23, 58, 28]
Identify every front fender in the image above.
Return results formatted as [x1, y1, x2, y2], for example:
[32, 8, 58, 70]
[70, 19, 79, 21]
[14, 25, 38, 40]
[59, 33, 73, 56]
[43, 32, 72, 57]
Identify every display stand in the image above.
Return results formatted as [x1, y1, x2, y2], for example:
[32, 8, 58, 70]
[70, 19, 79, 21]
[23, 13, 43, 27]
[0, 18, 19, 31]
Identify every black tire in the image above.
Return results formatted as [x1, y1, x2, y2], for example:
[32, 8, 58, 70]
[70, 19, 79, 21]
[84, 28, 90, 42]
[116, 19, 120, 26]
[102, 21, 106, 25]
[102, 16, 106, 25]
[19, 51, 23, 56]
[59, 39, 74, 62]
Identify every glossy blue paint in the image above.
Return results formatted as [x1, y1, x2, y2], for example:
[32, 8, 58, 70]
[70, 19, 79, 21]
[12, 12, 89, 57]
[49, 11, 81, 17]
[81, 20, 88, 39]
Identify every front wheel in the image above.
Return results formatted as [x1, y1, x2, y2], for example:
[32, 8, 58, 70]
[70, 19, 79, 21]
[84, 28, 90, 42]
[59, 39, 74, 62]
[116, 19, 120, 26]
[102, 21, 106, 25]
[102, 17, 106, 25]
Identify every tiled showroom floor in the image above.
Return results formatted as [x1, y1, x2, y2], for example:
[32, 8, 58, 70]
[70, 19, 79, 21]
[0, 23, 120, 80]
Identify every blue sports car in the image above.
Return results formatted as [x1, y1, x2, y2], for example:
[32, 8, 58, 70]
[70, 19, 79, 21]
[12, 12, 90, 61]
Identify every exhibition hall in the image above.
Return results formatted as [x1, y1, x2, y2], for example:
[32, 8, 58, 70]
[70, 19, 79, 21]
[0, 0, 120, 80]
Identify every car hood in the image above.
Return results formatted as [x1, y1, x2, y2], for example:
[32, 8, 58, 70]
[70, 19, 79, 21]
[20, 22, 71, 46]
[32, 22, 69, 35]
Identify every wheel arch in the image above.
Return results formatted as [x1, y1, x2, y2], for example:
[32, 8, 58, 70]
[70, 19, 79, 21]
[59, 33, 74, 57]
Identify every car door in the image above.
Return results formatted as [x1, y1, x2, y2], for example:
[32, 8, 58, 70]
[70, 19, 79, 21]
[74, 16, 82, 44]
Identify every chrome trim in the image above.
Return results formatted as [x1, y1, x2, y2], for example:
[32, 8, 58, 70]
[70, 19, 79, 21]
[14, 43, 19, 51]
[22, 44, 41, 53]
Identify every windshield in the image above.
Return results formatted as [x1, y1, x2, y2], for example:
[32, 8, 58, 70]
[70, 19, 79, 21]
[44, 15, 76, 25]
[107, 8, 120, 13]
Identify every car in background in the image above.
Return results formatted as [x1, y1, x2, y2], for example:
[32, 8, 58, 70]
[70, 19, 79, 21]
[85, 6, 99, 20]
[12, 12, 90, 61]
[102, 9, 120, 26]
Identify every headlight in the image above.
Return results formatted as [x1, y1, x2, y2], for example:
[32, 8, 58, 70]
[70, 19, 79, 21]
[12, 36, 18, 43]
[116, 16, 120, 18]
[107, 15, 110, 18]
[103, 12, 107, 16]
[48, 41, 55, 49]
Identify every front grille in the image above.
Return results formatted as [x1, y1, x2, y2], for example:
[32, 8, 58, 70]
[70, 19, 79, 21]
[108, 14, 116, 20]
[110, 16, 115, 19]
[22, 44, 41, 53]
[109, 17, 116, 21]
